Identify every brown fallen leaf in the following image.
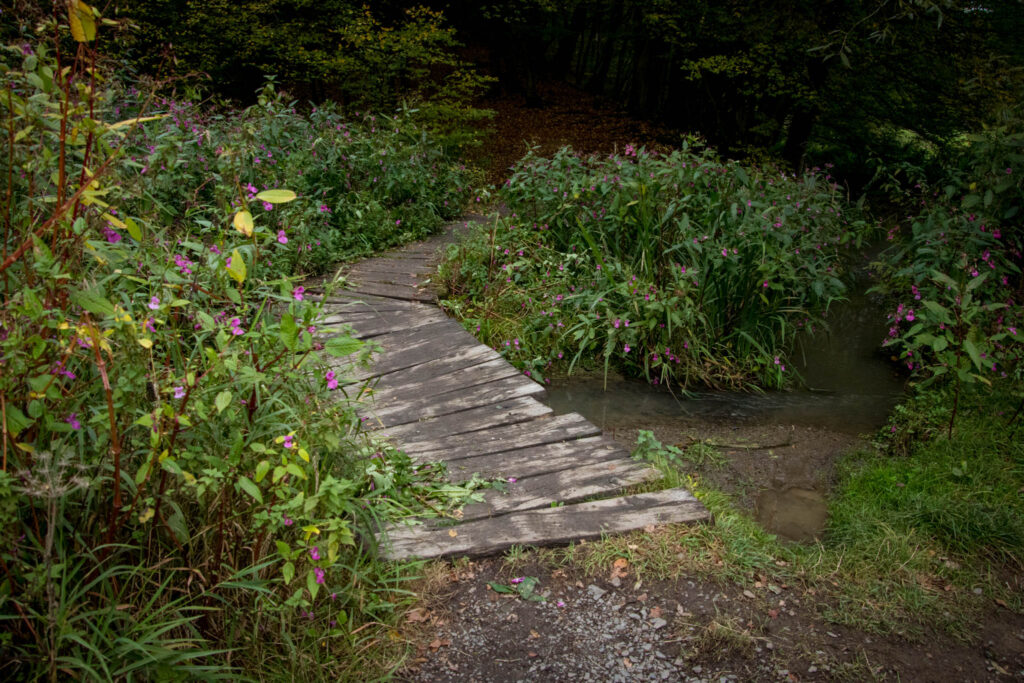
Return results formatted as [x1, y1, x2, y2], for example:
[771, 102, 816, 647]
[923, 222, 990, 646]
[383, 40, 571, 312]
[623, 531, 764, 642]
[768, 609, 780, 619]
[610, 557, 629, 581]
[405, 608, 430, 623]
[649, 606, 662, 619]
[995, 598, 1008, 608]
[448, 529, 458, 537]
[429, 638, 451, 651]
[529, 629, 540, 639]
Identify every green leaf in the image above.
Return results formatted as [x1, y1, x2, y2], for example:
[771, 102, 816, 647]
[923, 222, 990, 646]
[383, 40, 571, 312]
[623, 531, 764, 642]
[324, 334, 363, 357]
[71, 288, 115, 317]
[282, 561, 295, 585]
[255, 189, 297, 204]
[280, 313, 298, 351]
[932, 336, 948, 352]
[125, 217, 142, 241]
[963, 337, 983, 372]
[226, 249, 247, 284]
[307, 568, 320, 600]
[237, 476, 263, 504]
[215, 390, 232, 414]
[275, 540, 291, 558]
[68, 1, 96, 42]
[487, 582, 514, 594]
[921, 300, 949, 321]
[254, 460, 270, 483]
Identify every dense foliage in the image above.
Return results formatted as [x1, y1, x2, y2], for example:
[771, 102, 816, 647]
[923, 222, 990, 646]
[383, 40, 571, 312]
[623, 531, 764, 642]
[451, 0, 1024, 181]
[440, 143, 872, 389]
[870, 103, 1023, 432]
[103, 0, 495, 152]
[0, 15, 480, 679]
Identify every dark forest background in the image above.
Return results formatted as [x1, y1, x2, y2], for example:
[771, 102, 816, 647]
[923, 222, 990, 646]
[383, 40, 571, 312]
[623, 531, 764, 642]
[6, 0, 1018, 189]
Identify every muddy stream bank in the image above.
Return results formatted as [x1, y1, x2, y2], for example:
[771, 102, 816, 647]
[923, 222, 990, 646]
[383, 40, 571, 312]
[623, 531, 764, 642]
[544, 268, 906, 542]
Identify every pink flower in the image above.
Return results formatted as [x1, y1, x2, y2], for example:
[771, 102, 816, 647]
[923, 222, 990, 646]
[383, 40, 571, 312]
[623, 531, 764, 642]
[315, 568, 325, 584]
[148, 296, 160, 310]
[624, 344, 631, 353]
[209, 244, 222, 255]
[310, 546, 320, 561]
[263, 201, 274, 212]
[230, 318, 244, 336]
[510, 577, 524, 584]
[103, 226, 122, 243]
[65, 413, 81, 430]
[325, 370, 338, 390]
[507, 477, 517, 483]
[282, 434, 294, 449]
[292, 286, 305, 301]
[277, 230, 288, 245]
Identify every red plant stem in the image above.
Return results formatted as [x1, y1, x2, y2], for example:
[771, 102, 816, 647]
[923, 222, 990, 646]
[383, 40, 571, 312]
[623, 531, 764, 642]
[0, 393, 7, 471]
[87, 317, 122, 512]
[0, 156, 116, 275]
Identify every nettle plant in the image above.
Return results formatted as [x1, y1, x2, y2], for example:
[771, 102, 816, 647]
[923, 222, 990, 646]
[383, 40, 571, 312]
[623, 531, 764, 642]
[441, 143, 871, 389]
[0, 14, 480, 679]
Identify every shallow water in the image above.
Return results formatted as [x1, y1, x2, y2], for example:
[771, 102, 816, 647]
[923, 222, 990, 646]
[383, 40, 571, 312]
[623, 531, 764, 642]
[545, 260, 905, 540]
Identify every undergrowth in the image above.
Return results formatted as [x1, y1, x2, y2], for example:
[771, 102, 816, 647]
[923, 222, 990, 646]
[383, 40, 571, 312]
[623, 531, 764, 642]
[0, 12, 480, 681]
[440, 142, 874, 390]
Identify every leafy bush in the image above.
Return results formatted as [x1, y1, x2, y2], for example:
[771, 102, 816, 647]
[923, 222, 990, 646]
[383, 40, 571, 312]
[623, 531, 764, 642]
[0, 16, 480, 679]
[871, 104, 1023, 432]
[440, 142, 872, 389]
[111, 1, 495, 151]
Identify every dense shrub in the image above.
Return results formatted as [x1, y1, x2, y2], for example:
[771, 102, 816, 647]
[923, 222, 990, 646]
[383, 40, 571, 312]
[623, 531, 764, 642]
[440, 142, 872, 389]
[870, 104, 1023, 431]
[0, 19, 480, 679]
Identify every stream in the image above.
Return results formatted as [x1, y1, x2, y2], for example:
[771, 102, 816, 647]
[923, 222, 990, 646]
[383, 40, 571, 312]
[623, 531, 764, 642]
[544, 262, 906, 542]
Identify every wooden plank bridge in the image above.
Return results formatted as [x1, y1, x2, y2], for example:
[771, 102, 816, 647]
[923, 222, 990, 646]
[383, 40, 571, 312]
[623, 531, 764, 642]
[316, 216, 710, 560]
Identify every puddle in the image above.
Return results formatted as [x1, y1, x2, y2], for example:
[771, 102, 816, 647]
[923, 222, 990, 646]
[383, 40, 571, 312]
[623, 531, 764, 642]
[755, 487, 829, 543]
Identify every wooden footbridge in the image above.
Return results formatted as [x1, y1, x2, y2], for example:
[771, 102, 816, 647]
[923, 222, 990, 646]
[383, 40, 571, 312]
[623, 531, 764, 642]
[316, 216, 710, 560]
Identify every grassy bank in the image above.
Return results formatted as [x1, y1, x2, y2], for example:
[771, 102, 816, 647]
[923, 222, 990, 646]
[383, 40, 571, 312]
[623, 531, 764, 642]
[508, 389, 1023, 641]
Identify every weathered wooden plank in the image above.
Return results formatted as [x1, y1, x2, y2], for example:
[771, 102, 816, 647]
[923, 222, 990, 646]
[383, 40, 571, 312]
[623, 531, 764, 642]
[368, 344, 500, 390]
[316, 294, 426, 312]
[373, 396, 552, 443]
[320, 308, 449, 339]
[333, 325, 481, 381]
[363, 374, 546, 427]
[369, 357, 524, 405]
[345, 259, 435, 275]
[442, 436, 628, 482]
[379, 487, 712, 560]
[347, 270, 432, 287]
[348, 281, 435, 303]
[400, 412, 600, 463]
[461, 460, 660, 520]
[319, 305, 445, 326]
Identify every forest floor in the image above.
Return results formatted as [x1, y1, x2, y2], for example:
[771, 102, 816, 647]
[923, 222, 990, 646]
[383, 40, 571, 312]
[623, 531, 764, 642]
[391, 83, 1024, 681]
